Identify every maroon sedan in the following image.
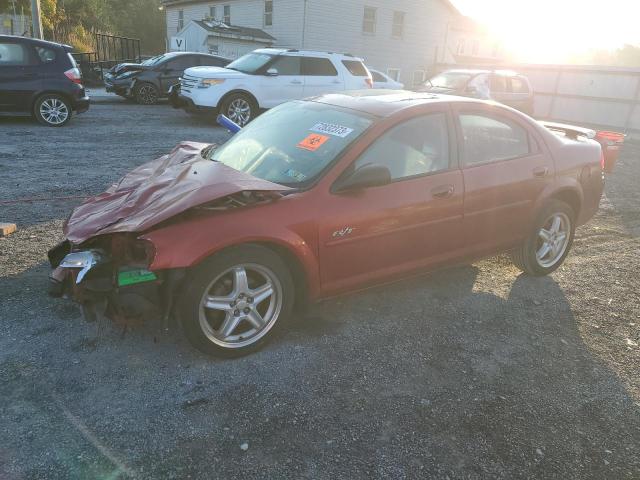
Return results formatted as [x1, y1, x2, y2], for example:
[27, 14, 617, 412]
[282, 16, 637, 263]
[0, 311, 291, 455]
[49, 91, 604, 356]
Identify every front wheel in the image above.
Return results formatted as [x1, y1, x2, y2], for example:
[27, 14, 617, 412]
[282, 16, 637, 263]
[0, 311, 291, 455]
[134, 82, 159, 105]
[180, 245, 295, 357]
[34, 94, 72, 127]
[511, 200, 575, 276]
[220, 93, 255, 126]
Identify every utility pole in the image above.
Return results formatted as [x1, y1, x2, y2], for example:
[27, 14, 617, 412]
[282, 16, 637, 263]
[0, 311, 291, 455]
[30, 0, 43, 39]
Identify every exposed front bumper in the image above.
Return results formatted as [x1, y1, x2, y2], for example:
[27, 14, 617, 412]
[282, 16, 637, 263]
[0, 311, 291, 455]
[48, 244, 185, 327]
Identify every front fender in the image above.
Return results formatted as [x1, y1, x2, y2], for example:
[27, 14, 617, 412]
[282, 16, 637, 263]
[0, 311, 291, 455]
[141, 217, 321, 299]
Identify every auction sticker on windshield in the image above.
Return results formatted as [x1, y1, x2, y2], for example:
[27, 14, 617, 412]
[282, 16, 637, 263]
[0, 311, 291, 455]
[311, 122, 354, 138]
[297, 133, 329, 152]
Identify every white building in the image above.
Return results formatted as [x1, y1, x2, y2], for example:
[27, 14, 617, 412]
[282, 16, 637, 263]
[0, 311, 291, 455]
[162, 0, 489, 87]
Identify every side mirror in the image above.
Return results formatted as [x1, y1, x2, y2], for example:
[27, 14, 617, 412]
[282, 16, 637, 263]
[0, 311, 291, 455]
[334, 165, 391, 193]
[266, 67, 279, 76]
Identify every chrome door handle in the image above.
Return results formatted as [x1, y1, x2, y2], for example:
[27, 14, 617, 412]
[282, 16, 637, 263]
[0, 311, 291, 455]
[533, 166, 549, 178]
[431, 185, 454, 198]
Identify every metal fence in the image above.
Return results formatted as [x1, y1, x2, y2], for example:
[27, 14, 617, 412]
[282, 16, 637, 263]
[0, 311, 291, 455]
[436, 62, 640, 137]
[72, 33, 142, 85]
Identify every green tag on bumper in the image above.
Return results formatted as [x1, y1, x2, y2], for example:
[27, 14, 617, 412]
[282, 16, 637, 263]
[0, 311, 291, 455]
[118, 269, 157, 287]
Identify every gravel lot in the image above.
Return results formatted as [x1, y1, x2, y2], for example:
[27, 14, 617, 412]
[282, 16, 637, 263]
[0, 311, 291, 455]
[1, 100, 639, 479]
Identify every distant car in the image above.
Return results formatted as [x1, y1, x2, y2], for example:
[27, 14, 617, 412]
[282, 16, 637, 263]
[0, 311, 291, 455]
[49, 91, 604, 357]
[0, 35, 89, 127]
[104, 52, 230, 105]
[173, 48, 373, 125]
[369, 68, 404, 89]
[417, 69, 534, 116]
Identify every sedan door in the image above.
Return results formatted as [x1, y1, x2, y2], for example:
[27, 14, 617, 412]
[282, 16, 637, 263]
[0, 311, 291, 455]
[0, 41, 41, 111]
[259, 55, 304, 108]
[318, 110, 465, 294]
[302, 57, 343, 97]
[453, 105, 554, 254]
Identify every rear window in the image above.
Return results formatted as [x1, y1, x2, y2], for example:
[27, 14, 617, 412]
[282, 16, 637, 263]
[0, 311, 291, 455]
[342, 60, 368, 76]
[303, 57, 338, 76]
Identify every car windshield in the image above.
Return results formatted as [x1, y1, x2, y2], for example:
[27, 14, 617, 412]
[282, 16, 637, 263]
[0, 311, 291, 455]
[428, 72, 473, 90]
[209, 101, 374, 186]
[141, 54, 167, 66]
[226, 53, 274, 74]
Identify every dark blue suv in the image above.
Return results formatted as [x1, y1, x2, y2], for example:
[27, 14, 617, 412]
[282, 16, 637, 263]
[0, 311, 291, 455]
[0, 35, 89, 126]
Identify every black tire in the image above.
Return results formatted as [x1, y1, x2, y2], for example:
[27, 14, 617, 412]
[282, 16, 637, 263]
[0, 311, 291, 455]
[511, 200, 575, 276]
[180, 244, 295, 357]
[33, 94, 72, 127]
[134, 82, 159, 105]
[220, 92, 256, 126]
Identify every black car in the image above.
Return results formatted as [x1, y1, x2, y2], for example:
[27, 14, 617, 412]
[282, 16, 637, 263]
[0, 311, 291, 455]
[0, 35, 89, 127]
[105, 51, 230, 105]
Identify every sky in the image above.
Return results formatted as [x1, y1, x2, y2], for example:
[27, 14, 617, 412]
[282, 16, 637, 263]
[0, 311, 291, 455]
[451, 0, 640, 62]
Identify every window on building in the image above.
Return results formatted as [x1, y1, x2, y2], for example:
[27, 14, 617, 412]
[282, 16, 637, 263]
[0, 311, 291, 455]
[362, 6, 376, 34]
[412, 70, 425, 86]
[471, 40, 480, 56]
[264, 0, 273, 26]
[303, 57, 338, 76]
[392, 11, 405, 38]
[457, 39, 465, 55]
[387, 68, 401, 82]
[209, 6, 216, 19]
[223, 5, 231, 24]
[460, 114, 530, 165]
[177, 9, 184, 31]
[352, 114, 451, 180]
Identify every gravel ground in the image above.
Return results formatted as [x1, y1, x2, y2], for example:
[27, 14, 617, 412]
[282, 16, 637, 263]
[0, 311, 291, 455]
[1, 101, 639, 479]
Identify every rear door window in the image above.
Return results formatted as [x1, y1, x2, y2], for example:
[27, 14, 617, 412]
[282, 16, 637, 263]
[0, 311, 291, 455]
[303, 57, 338, 76]
[460, 113, 530, 165]
[490, 75, 508, 94]
[342, 60, 368, 76]
[0, 42, 33, 66]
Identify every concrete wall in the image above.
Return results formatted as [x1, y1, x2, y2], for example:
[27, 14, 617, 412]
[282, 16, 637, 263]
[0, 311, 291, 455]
[437, 62, 640, 135]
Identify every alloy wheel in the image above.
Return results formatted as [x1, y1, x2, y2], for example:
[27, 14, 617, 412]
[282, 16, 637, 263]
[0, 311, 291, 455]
[535, 212, 571, 268]
[226, 98, 251, 126]
[198, 263, 283, 348]
[39, 98, 69, 125]
[137, 84, 158, 104]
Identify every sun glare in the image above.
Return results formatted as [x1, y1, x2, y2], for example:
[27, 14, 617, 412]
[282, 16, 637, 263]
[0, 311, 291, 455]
[453, 0, 640, 63]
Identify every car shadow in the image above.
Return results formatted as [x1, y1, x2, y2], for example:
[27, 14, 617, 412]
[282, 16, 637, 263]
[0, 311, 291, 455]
[1, 260, 639, 478]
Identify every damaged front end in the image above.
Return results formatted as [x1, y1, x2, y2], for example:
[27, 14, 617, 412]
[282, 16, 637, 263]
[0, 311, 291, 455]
[48, 141, 291, 330]
[48, 234, 185, 329]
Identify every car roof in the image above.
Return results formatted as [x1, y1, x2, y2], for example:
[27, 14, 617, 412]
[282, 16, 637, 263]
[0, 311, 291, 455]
[306, 90, 494, 117]
[0, 34, 70, 50]
[253, 48, 363, 61]
[440, 68, 524, 77]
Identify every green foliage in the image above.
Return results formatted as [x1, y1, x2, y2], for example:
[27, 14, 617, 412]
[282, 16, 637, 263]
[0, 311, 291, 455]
[1, 0, 166, 54]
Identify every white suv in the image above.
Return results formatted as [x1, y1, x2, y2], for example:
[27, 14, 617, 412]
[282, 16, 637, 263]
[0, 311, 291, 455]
[175, 48, 373, 125]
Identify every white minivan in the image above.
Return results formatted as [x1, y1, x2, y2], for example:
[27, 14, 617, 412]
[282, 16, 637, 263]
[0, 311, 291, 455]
[173, 48, 373, 125]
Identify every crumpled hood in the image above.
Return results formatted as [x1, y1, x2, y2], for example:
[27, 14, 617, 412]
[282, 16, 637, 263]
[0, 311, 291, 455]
[109, 63, 146, 75]
[183, 66, 248, 80]
[64, 142, 291, 245]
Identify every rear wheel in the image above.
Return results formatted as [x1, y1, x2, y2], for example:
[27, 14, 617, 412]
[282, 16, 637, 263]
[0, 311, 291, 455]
[134, 82, 159, 105]
[180, 245, 294, 357]
[220, 93, 255, 126]
[511, 200, 575, 276]
[34, 94, 72, 127]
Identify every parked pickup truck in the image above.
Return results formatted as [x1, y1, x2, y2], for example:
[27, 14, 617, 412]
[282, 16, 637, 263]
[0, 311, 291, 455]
[48, 92, 604, 357]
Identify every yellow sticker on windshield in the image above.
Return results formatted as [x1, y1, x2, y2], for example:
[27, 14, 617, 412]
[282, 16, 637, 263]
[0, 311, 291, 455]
[297, 133, 329, 152]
